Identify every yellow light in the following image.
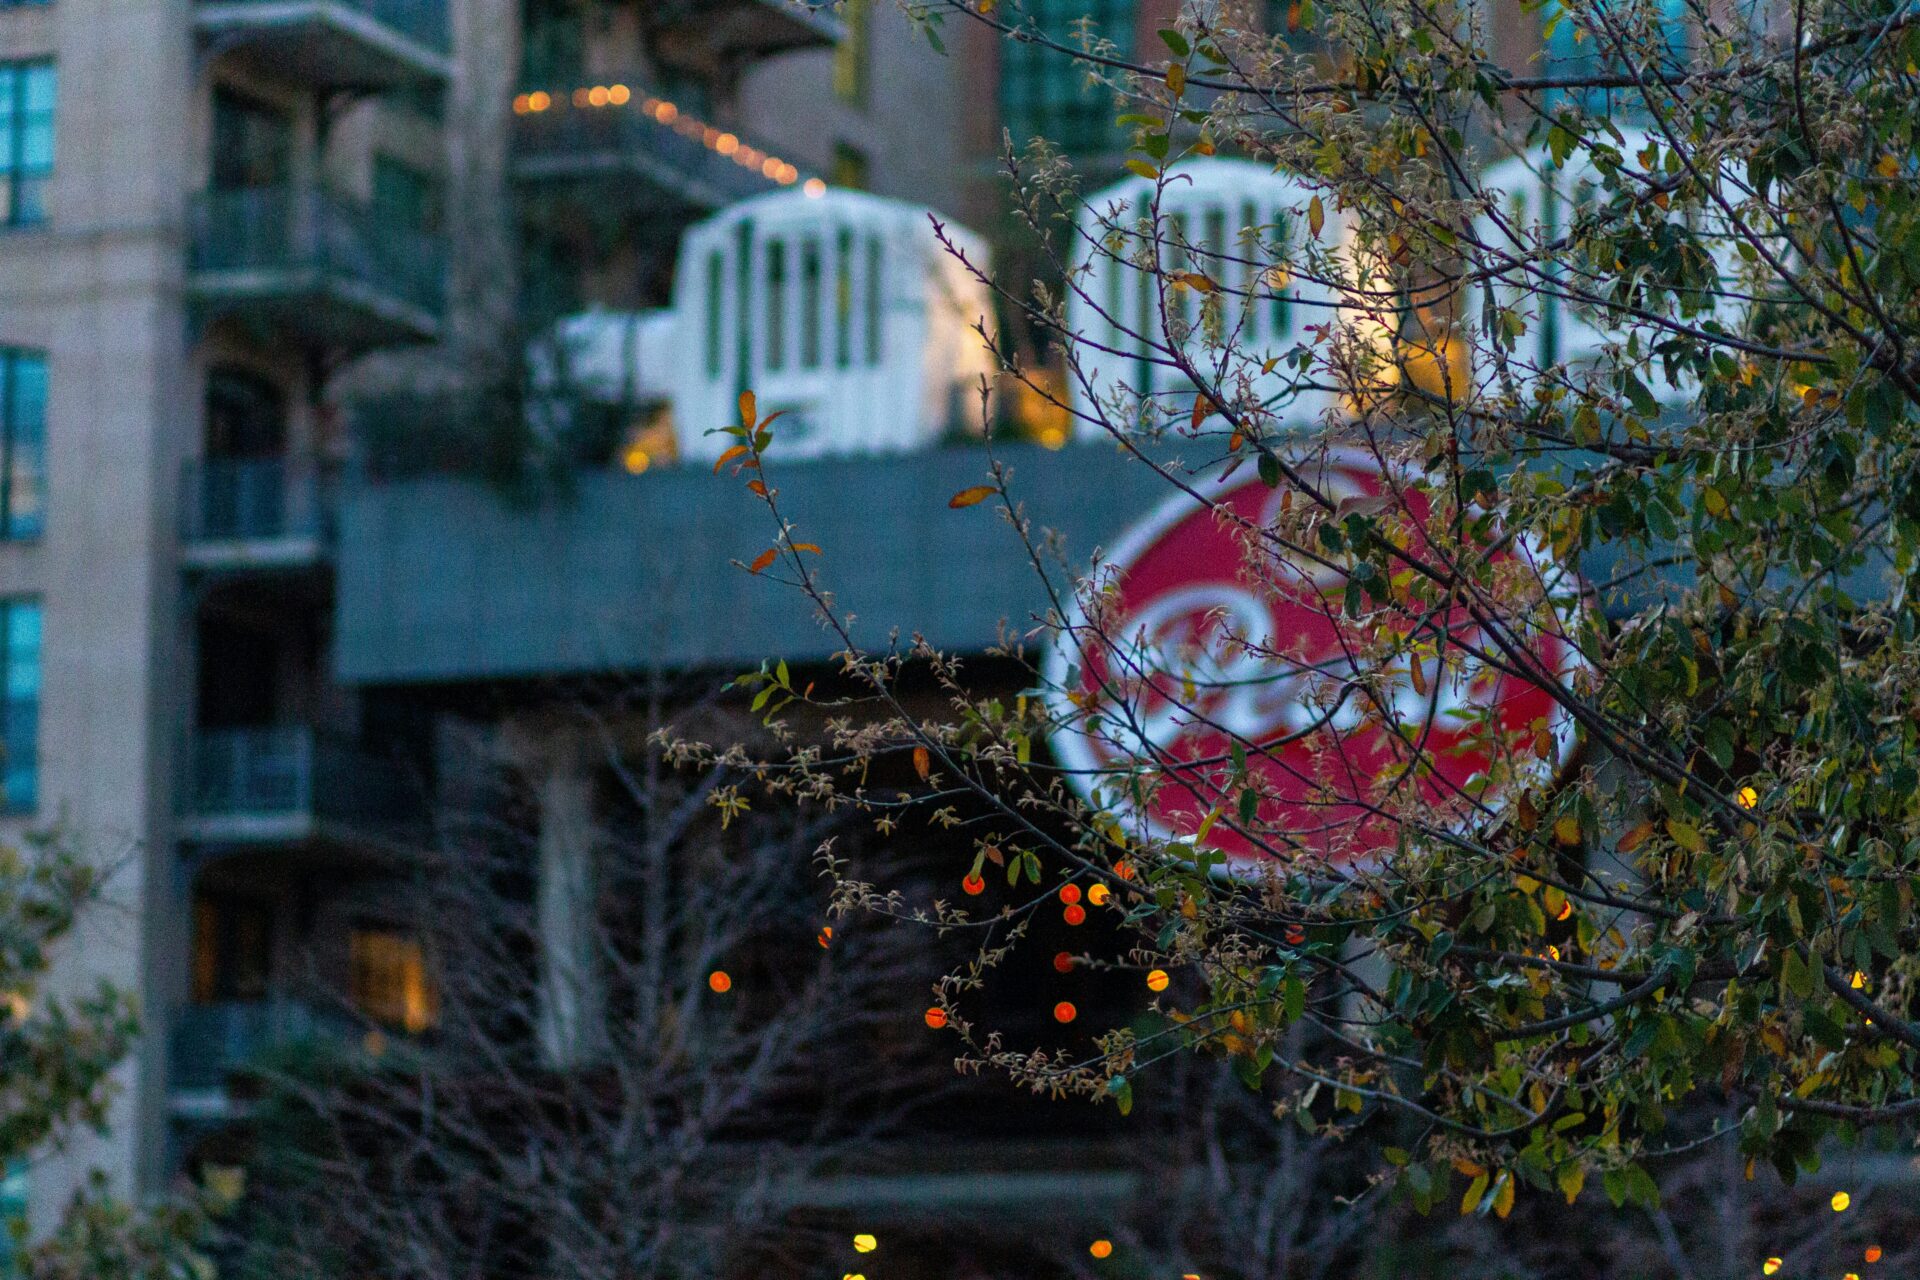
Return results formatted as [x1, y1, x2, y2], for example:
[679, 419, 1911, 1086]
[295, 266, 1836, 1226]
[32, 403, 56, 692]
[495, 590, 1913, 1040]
[1762, 1260, 1782, 1276]
[621, 443, 651, 475]
[1865, 1247, 1883, 1264]
[1832, 1191, 1852, 1212]
[1736, 785, 1758, 808]
[511, 93, 531, 114]
[762, 158, 782, 178]
[716, 133, 740, 156]
[587, 85, 609, 107]
[852, 1233, 878, 1254]
[656, 101, 678, 123]
[1035, 421, 1070, 450]
[804, 178, 828, 198]
[842, 1275, 865, 1280]
[526, 91, 551, 112]
[708, 970, 732, 994]
[1146, 968, 1170, 992]
[1844, 1273, 1860, 1280]
[571, 88, 590, 108]
[1087, 883, 1111, 906]
[1850, 970, 1867, 990]
[1089, 1239, 1113, 1259]
[608, 83, 630, 105]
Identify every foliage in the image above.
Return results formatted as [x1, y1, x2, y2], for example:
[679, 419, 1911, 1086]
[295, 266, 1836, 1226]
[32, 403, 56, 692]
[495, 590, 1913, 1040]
[0, 835, 209, 1276]
[720, 0, 1920, 1222]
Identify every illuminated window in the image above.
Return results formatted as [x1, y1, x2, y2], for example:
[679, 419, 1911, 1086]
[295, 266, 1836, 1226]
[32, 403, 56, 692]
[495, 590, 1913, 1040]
[833, 0, 872, 107]
[349, 928, 439, 1034]
[0, 350, 45, 540]
[191, 894, 274, 1003]
[0, 60, 56, 227]
[998, 1, 1135, 155]
[0, 601, 36, 813]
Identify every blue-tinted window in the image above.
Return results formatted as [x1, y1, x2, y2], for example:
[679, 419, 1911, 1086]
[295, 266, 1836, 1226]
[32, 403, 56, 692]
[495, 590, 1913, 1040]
[0, 350, 46, 540]
[998, 0, 1136, 155]
[0, 1158, 25, 1275]
[0, 60, 56, 227]
[1545, 0, 1688, 115]
[0, 600, 39, 813]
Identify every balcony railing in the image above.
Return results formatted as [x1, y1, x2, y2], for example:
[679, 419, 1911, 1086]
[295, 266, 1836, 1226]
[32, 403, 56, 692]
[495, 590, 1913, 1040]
[171, 999, 361, 1092]
[512, 94, 800, 209]
[183, 725, 422, 842]
[181, 457, 332, 551]
[205, 0, 447, 52]
[188, 186, 445, 346]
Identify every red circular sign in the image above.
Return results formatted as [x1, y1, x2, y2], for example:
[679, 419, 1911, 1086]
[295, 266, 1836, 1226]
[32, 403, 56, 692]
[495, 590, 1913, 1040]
[1044, 455, 1584, 866]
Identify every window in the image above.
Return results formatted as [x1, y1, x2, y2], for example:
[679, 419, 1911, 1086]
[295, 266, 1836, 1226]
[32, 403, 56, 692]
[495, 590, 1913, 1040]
[0, 60, 55, 228]
[210, 87, 291, 191]
[0, 1159, 24, 1276]
[350, 928, 438, 1034]
[1545, 0, 1689, 115]
[998, 0, 1135, 155]
[0, 600, 37, 813]
[830, 141, 869, 192]
[833, 0, 872, 107]
[191, 894, 275, 1003]
[373, 154, 443, 238]
[0, 350, 45, 540]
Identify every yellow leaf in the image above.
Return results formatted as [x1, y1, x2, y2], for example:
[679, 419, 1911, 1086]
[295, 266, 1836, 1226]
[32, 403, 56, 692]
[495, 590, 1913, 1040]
[749, 548, 778, 574]
[739, 390, 757, 428]
[1175, 271, 1219, 294]
[713, 445, 750, 473]
[912, 746, 931, 780]
[949, 485, 996, 509]
[1308, 194, 1325, 238]
[1460, 1172, 1488, 1216]
[1553, 816, 1581, 846]
[1665, 819, 1705, 852]
[1492, 1171, 1515, 1219]
[1451, 1157, 1486, 1178]
[1702, 486, 1729, 518]
[1167, 63, 1187, 96]
[1557, 1163, 1586, 1205]
[1617, 821, 1654, 853]
[1876, 153, 1899, 178]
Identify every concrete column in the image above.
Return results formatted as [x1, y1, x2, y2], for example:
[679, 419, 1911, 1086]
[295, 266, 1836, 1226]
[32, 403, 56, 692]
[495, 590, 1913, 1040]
[533, 735, 606, 1069]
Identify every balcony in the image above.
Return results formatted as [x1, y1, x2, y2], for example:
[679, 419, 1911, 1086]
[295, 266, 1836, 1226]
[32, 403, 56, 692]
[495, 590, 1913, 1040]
[181, 457, 333, 573]
[194, 0, 450, 92]
[512, 89, 805, 210]
[170, 999, 362, 1112]
[188, 186, 445, 354]
[649, 0, 841, 68]
[179, 725, 424, 848]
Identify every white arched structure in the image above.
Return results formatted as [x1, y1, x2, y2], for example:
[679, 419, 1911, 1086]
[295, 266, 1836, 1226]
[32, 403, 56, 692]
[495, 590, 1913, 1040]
[1466, 130, 1742, 400]
[1066, 158, 1361, 436]
[670, 188, 996, 462]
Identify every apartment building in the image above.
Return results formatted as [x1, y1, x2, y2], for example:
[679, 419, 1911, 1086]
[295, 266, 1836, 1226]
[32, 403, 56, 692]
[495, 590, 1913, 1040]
[0, 0, 1035, 1238]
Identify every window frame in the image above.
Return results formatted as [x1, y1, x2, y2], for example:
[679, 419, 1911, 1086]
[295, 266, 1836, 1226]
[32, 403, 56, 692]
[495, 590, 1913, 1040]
[996, 0, 1136, 156]
[0, 598, 39, 815]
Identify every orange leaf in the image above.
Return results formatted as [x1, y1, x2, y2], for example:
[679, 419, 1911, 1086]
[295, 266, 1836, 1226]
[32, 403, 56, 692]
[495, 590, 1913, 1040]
[713, 445, 750, 473]
[749, 548, 778, 574]
[912, 746, 931, 780]
[791, 542, 822, 555]
[1190, 395, 1215, 428]
[949, 485, 996, 509]
[1617, 821, 1655, 853]
[747, 479, 769, 497]
[738, 390, 757, 427]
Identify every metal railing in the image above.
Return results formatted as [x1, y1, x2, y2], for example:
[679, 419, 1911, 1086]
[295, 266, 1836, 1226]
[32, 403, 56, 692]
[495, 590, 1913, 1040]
[198, 0, 449, 52]
[189, 185, 446, 318]
[511, 98, 793, 208]
[181, 457, 332, 545]
[171, 999, 360, 1091]
[185, 725, 421, 832]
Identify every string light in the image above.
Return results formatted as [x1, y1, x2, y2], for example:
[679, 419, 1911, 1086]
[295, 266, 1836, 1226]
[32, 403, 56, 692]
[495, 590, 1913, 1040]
[1087, 882, 1111, 906]
[1054, 1001, 1078, 1023]
[1762, 1259, 1782, 1275]
[1053, 951, 1075, 973]
[852, 1233, 878, 1254]
[962, 873, 986, 896]
[1060, 884, 1083, 905]
[1865, 1247, 1883, 1264]
[511, 85, 817, 190]
[707, 970, 732, 993]
[1063, 904, 1087, 926]
[1089, 1240, 1114, 1258]
[1832, 1191, 1852, 1212]
[924, 1007, 947, 1029]
[1146, 968, 1170, 992]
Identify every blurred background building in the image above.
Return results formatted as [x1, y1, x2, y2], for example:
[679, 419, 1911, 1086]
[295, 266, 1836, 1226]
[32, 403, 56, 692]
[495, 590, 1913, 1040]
[0, 0, 1238, 1250]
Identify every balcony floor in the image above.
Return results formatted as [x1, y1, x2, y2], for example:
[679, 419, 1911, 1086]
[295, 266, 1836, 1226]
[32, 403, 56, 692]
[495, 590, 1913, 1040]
[196, 0, 451, 90]
[189, 267, 442, 355]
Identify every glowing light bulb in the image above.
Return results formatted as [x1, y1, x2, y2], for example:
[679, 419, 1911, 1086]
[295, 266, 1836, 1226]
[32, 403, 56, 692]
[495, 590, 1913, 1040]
[852, 1233, 878, 1254]
[1087, 883, 1111, 906]
[1060, 884, 1083, 905]
[1054, 1001, 1077, 1023]
[1832, 1191, 1852, 1212]
[1865, 1247, 1883, 1264]
[804, 178, 828, 197]
[923, 1007, 947, 1029]
[1736, 785, 1758, 808]
[707, 970, 732, 994]
[1762, 1259, 1782, 1275]
[1089, 1240, 1113, 1259]
[1146, 968, 1170, 992]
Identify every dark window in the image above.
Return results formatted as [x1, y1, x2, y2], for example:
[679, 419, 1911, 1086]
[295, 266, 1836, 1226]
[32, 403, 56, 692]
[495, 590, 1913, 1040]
[0, 349, 46, 540]
[0, 60, 55, 227]
[211, 87, 292, 191]
[997, 0, 1135, 155]
[205, 365, 287, 459]
[373, 154, 443, 237]
[830, 141, 869, 192]
[0, 599, 38, 812]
